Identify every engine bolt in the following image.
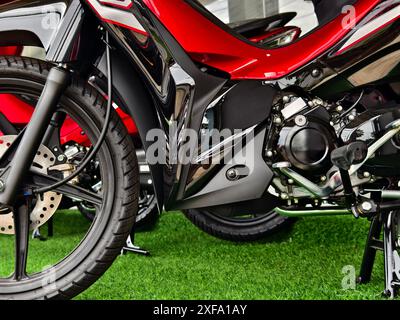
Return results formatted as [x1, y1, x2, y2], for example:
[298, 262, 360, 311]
[266, 150, 273, 158]
[282, 96, 290, 103]
[363, 172, 371, 178]
[320, 176, 327, 182]
[311, 69, 322, 78]
[348, 115, 355, 121]
[274, 117, 282, 125]
[336, 105, 343, 113]
[57, 155, 66, 162]
[288, 179, 294, 185]
[295, 115, 307, 127]
[0, 180, 5, 192]
[280, 193, 289, 200]
[313, 98, 323, 105]
[361, 201, 373, 212]
[226, 168, 239, 181]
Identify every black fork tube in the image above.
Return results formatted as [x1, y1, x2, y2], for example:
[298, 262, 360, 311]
[0, 66, 70, 207]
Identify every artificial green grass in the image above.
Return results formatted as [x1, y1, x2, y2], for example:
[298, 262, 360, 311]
[0, 210, 388, 299]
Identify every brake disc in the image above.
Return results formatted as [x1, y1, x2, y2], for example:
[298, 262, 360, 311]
[0, 135, 63, 235]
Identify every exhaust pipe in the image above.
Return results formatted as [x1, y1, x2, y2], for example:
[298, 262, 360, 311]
[275, 207, 350, 217]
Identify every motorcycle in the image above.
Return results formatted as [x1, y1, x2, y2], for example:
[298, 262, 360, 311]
[0, 0, 398, 299]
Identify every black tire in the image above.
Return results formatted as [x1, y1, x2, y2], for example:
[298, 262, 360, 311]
[0, 56, 139, 299]
[184, 208, 293, 242]
[134, 191, 159, 231]
[77, 201, 96, 221]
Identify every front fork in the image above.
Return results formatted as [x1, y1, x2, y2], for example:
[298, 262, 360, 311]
[0, 66, 71, 208]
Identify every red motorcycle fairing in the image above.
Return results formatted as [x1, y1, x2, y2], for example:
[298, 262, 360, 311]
[89, 0, 384, 80]
[142, 0, 381, 80]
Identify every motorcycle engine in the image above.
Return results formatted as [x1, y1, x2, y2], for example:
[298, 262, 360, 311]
[273, 97, 338, 175]
[270, 93, 400, 178]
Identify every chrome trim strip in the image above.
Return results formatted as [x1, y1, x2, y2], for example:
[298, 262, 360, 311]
[87, 0, 146, 33]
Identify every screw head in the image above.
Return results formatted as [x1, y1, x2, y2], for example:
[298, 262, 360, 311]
[313, 98, 323, 106]
[282, 96, 290, 103]
[320, 176, 327, 182]
[280, 193, 289, 200]
[274, 117, 282, 125]
[295, 115, 307, 127]
[226, 168, 239, 181]
[311, 69, 322, 78]
[348, 115, 355, 121]
[363, 172, 371, 178]
[57, 155, 66, 162]
[361, 201, 373, 212]
[266, 150, 273, 158]
[336, 105, 343, 113]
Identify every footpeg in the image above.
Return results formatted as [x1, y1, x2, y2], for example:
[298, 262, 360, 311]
[331, 142, 368, 170]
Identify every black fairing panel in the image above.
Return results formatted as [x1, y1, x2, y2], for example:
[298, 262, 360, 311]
[0, 0, 84, 61]
[101, 2, 231, 209]
[219, 81, 276, 130]
[97, 46, 166, 211]
[98, 2, 277, 210]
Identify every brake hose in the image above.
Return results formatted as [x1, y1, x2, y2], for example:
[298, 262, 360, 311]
[34, 31, 113, 194]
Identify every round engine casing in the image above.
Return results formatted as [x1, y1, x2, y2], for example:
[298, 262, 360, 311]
[277, 118, 336, 173]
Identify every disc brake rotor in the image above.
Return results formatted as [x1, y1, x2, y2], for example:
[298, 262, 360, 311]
[0, 135, 63, 235]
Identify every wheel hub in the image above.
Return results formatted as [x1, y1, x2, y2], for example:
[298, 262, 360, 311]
[0, 135, 63, 235]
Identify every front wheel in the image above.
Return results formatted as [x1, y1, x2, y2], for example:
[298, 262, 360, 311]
[0, 57, 139, 299]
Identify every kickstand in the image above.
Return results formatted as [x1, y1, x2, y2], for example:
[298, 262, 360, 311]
[32, 218, 54, 241]
[121, 228, 150, 256]
[32, 227, 47, 241]
[358, 211, 400, 298]
[358, 215, 383, 284]
[47, 217, 54, 237]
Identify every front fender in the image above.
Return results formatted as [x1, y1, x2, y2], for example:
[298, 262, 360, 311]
[0, 0, 84, 61]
